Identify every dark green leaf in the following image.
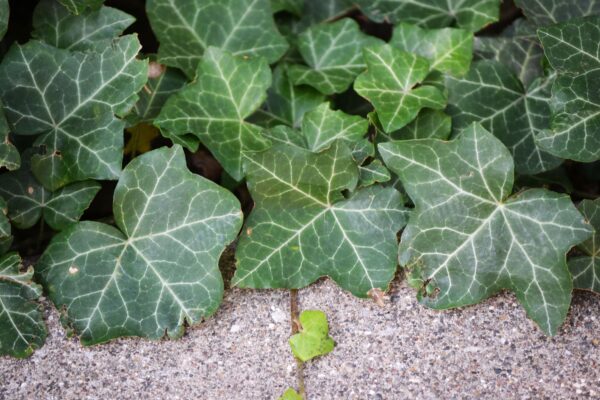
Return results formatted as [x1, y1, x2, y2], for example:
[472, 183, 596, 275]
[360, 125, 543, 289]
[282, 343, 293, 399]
[37, 146, 243, 345]
[379, 123, 592, 335]
[569, 199, 600, 293]
[515, 0, 600, 26]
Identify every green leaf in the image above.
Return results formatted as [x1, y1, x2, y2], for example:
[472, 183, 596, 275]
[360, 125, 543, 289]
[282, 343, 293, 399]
[302, 103, 368, 152]
[0, 154, 100, 231]
[279, 388, 303, 400]
[0, 0, 8, 40]
[126, 61, 188, 127]
[354, 44, 446, 133]
[0, 253, 47, 358]
[288, 18, 383, 95]
[350, 0, 500, 31]
[250, 65, 324, 129]
[538, 16, 600, 75]
[569, 199, 600, 293]
[358, 160, 391, 188]
[390, 23, 473, 77]
[537, 16, 600, 162]
[0, 102, 20, 171]
[515, 0, 600, 26]
[289, 310, 335, 362]
[58, 0, 103, 15]
[446, 61, 562, 174]
[0, 36, 148, 190]
[271, 0, 303, 15]
[0, 197, 9, 240]
[156, 47, 271, 181]
[37, 146, 243, 345]
[233, 141, 408, 297]
[146, 0, 288, 78]
[379, 123, 592, 335]
[372, 108, 452, 142]
[474, 19, 544, 87]
[33, 0, 134, 51]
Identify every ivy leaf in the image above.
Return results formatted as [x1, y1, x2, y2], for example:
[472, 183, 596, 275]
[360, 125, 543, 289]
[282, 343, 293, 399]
[156, 47, 272, 181]
[286, 1, 351, 34]
[0, 36, 148, 190]
[37, 146, 243, 345]
[0, 197, 9, 240]
[279, 388, 303, 400]
[515, 0, 600, 26]
[288, 18, 384, 95]
[233, 141, 408, 297]
[358, 160, 391, 188]
[271, 0, 303, 15]
[379, 123, 592, 335]
[0, 253, 47, 358]
[0, 102, 19, 171]
[33, 0, 134, 51]
[302, 103, 368, 152]
[537, 16, 600, 162]
[250, 65, 324, 129]
[146, 0, 288, 78]
[372, 108, 452, 142]
[58, 0, 103, 15]
[0, 153, 100, 231]
[0, 0, 8, 40]
[390, 23, 473, 77]
[289, 310, 335, 362]
[446, 61, 562, 174]
[474, 19, 544, 87]
[350, 0, 500, 31]
[354, 44, 446, 133]
[569, 199, 600, 293]
[126, 61, 188, 127]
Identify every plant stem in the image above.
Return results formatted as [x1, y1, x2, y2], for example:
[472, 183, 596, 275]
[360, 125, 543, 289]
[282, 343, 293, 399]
[290, 289, 306, 399]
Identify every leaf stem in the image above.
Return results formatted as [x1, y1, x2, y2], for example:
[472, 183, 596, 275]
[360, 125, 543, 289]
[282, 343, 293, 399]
[290, 289, 306, 399]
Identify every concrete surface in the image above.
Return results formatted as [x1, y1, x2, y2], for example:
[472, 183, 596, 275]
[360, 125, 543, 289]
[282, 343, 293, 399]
[1, 278, 599, 399]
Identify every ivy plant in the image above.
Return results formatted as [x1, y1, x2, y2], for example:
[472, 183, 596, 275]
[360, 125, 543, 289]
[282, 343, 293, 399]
[0, 0, 598, 360]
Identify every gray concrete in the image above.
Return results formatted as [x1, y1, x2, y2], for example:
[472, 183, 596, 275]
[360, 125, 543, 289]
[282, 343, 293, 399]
[300, 280, 600, 399]
[1, 278, 599, 399]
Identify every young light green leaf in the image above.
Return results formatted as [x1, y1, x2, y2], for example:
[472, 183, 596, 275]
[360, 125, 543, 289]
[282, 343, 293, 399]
[0, 253, 47, 358]
[537, 16, 600, 162]
[156, 47, 271, 181]
[0, 0, 8, 40]
[379, 123, 592, 335]
[0, 36, 148, 190]
[233, 141, 408, 297]
[37, 146, 243, 345]
[58, 0, 103, 15]
[355, 44, 446, 133]
[146, 0, 288, 78]
[279, 388, 303, 400]
[33, 0, 134, 51]
[446, 61, 562, 174]
[569, 199, 600, 293]
[288, 18, 383, 95]
[474, 19, 544, 87]
[0, 154, 100, 231]
[250, 66, 324, 129]
[515, 0, 600, 26]
[350, 0, 500, 31]
[0, 102, 19, 171]
[289, 310, 335, 362]
[126, 61, 188, 127]
[390, 23, 473, 77]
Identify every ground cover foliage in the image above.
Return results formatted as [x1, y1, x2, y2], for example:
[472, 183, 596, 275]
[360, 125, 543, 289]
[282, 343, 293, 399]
[0, 0, 599, 358]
